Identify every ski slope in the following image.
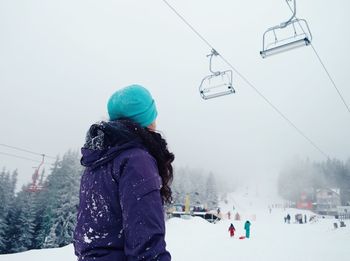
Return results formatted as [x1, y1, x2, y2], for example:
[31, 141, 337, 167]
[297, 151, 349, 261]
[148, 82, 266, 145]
[1, 189, 349, 261]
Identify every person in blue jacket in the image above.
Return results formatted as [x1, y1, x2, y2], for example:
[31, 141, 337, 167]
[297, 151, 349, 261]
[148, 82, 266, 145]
[73, 84, 174, 261]
[244, 220, 251, 238]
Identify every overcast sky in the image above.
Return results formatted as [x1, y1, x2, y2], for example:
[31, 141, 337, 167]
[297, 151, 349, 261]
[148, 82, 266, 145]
[1, 0, 349, 189]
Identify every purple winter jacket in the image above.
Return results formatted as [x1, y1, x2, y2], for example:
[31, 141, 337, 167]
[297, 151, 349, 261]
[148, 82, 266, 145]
[73, 121, 171, 261]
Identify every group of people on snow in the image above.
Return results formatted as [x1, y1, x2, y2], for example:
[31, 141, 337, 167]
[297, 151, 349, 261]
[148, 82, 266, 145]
[284, 214, 291, 224]
[284, 213, 309, 224]
[228, 220, 251, 239]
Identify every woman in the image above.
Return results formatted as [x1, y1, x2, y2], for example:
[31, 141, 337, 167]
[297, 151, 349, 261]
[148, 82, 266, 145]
[73, 84, 174, 261]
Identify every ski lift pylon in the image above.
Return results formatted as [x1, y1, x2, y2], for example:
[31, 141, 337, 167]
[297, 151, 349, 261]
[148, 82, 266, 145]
[199, 49, 235, 100]
[260, 0, 312, 58]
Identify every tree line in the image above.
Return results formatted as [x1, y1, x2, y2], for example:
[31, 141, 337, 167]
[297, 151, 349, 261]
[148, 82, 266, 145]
[0, 152, 225, 254]
[171, 167, 221, 211]
[277, 157, 350, 205]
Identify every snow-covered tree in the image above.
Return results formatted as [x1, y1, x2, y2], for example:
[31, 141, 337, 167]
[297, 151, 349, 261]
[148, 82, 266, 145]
[31, 185, 52, 249]
[43, 150, 82, 248]
[0, 169, 17, 253]
[171, 167, 219, 210]
[277, 157, 350, 204]
[205, 172, 218, 210]
[5, 187, 37, 253]
[43, 223, 59, 248]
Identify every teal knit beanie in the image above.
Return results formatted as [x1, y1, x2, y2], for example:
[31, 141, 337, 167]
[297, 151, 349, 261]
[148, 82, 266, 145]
[107, 84, 158, 127]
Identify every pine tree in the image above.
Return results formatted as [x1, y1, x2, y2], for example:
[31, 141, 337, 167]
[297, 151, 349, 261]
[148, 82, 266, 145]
[171, 167, 221, 209]
[0, 169, 9, 252]
[32, 187, 52, 249]
[43, 223, 59, 248]
[6, 188, 36, 253]
[205, 172, 218, 210]
[43, 151, 82, 248]
[171, 167, 187, 205]
[0, 169, 17, 253]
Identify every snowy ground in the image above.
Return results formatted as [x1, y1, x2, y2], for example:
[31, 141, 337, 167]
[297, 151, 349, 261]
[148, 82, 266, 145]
[1, 189, 349, 261]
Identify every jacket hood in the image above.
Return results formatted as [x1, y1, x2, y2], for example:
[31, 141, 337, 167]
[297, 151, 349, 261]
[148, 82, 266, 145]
[81, 121, 143, 168]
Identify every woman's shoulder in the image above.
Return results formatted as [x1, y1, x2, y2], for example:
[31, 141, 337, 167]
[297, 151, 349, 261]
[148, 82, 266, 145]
[114, 146, 157, 174]
[116, 147, 160, 188]
[118, 146, 155, 162]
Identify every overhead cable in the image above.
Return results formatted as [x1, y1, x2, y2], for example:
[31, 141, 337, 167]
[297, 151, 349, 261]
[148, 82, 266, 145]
[0, 151, 43, 163]
[285, 1, 350, 114]
[0, 143, 56, 159]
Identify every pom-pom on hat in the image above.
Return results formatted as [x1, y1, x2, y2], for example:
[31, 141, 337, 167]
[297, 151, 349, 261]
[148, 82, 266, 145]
[107, 84, 158, 127]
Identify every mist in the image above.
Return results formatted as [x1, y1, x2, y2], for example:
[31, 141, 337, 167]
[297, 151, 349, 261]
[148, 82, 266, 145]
[0, 0, 349, 194]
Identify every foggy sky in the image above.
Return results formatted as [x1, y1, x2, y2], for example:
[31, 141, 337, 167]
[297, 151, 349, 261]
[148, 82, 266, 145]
[1, 0, 349, 188]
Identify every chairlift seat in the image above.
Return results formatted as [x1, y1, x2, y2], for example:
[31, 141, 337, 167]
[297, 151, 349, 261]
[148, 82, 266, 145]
[199, 70, 235, 100]
[261, 36, 311, 58]
[27, 184, 44, 192]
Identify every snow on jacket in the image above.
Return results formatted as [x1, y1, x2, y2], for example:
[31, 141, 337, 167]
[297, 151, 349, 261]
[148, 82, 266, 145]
[73, 121, 171, 261]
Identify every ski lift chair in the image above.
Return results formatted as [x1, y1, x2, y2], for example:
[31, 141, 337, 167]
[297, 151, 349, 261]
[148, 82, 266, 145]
[199, 49, 235, 100]
[27, 154, 45, 192]
[199, 70, 235, 100]
[260, 0, 312, 58]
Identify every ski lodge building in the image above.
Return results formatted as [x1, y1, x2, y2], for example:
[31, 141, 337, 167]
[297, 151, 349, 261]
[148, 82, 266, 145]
[315, 188, 341, 216]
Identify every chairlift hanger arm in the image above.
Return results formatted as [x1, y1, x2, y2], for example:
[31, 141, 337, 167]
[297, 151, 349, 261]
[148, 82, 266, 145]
[264, 0, 296, 32]
[207, 49, 220, 75]
[281, 0, 296, 28]
[33, 155, 45, 178]
[38, 154, 45, 169]
[261, 0, 297, 51]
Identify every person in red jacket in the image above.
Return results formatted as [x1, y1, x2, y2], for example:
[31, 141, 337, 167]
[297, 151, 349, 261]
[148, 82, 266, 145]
[228, 223, 236, 237]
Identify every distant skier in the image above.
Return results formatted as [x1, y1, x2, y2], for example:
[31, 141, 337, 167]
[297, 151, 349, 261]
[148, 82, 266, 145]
[228, 223, 236, 237]
[304, 214, 307, 224]
[227, 211, 231, 220]
[295, 214, 303, 224]
[286, 214, 291, 224]
[235, 212, 241, 221]
[244, 220, 251, 238]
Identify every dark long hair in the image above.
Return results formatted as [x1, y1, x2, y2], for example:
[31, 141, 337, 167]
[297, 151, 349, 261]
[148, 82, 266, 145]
[119, 119, 175, 204]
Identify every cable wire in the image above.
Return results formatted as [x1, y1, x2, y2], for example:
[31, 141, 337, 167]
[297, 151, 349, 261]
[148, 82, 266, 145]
[0, 151, 42, 163]
[285, 0, 350, 114]
[310, 45, 350, 113]
[219, 56, 329, 159]
[162, 0, 215, 50]
[0, 143, 56, 159]
[160, 0, 330, 159]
